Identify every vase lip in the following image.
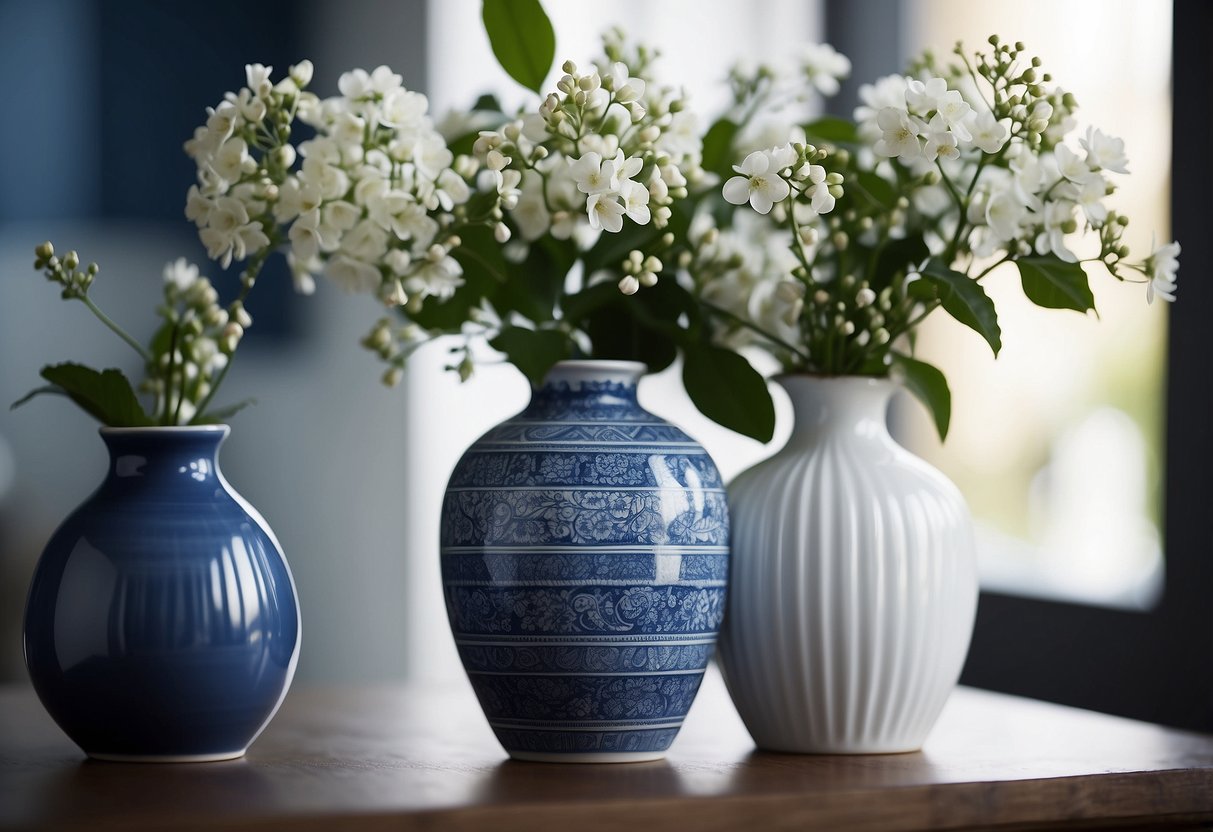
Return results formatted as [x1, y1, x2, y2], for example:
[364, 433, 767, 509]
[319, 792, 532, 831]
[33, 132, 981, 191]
[538, 359, 647, 389]
[773, 372, 897, 388]
[99, 424, 231, 437]
[549, 359, 647, 374]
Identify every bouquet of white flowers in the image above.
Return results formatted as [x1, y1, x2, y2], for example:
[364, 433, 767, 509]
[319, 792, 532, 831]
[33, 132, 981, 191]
[664, 36, 1178, 440]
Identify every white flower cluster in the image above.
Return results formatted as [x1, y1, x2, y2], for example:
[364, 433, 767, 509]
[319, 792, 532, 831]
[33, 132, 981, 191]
[472, 54, 701, 283]
[147, 258, 246, 424]
[186, 62, 502, 311]
[184, 63, 309, 274]
[722, 144, 839, 216]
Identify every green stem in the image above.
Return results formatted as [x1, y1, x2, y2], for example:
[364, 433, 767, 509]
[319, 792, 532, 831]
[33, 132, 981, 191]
[162, 324, 180, 426]
[80, 295, 152, 362]
[699, 299, 811, 364]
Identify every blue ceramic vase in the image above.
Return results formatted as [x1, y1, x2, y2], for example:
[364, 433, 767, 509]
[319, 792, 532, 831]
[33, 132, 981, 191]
[23, 426, 300, 762]
[441, 360, 728, 762]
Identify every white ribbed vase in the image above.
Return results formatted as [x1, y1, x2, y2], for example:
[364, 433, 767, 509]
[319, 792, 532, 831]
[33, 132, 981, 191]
[718, 375, 978, 754]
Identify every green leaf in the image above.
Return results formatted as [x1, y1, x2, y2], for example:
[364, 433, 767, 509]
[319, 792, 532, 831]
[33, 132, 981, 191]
[1016, 256, 1096, 313]
[701, 118, 740, 179]
[872, 233, 928, 290]
[919, 261, 1002, 356]
[481, 0, 555, 95]
[682, 344, 774, 442]
[472, 93, 504, 112]
[489, 326, 572, 386]
[853, 170, 897, 210]
[29, 363, 152, 426]
[893, 353, 951, 442]
[194, 398, 257, 425]
[803, 116, 859, 145]
[10, 385, 66, 411]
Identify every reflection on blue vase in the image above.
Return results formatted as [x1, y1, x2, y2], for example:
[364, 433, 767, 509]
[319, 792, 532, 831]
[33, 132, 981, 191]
[441, 361, 728, 763]
[23, 426, 300, 762]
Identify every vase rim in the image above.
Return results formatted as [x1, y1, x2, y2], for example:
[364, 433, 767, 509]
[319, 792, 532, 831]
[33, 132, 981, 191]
[549, 359, 647, 373]
[773, 372, 896, 386]
[99, 424, 231, 436]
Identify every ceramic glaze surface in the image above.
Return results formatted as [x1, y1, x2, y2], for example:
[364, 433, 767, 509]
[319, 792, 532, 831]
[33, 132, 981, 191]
[718, 376, 977, 754]
[23, 427, 300, 761]
[441, 361, 728, 763]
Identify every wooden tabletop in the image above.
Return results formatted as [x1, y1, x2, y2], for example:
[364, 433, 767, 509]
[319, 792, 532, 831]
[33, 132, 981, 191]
[3, 667, 1213, 832]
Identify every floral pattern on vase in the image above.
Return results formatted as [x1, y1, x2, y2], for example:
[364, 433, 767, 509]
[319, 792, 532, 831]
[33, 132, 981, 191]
[441, 360, 728, 763]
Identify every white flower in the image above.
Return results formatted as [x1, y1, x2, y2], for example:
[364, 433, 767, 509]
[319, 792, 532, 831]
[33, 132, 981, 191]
[338, 66, 402, 100]
[937, 102, 973, 144]
[163, 258, 200, 290]
[659, 111, 701, 158]
[985, 191, 1026, 241]
[434, 168, 470, 211]
[326, 255, 382, 293]
[185, 186, 214, 227]
[722, 151, 791, 214]
[800, 43, 851, 96]
[874, 107, 923, 160]
[569, 152, 612, 195]
[405, 255, 463, 299]
[245, 63, 273, 97]
[1073, 174, 1109, 225]
[622, 180, 651, 224]
[340, 219, 390, 262]
[1080, 127, 1129, 174]
[384, 249, 412, 275]
[1054, 144, 1091, 184]
[199, 197, 270, 268]
[923, 113, 959, 162]
[274, 177, 322, 222]
[299, 157, 351, 201]
[511, 172, 552, 241]
[1145, 236, 1180, 303]
[1034, 200, 1079, 263]
[905, 77, 948, 112]
[587, 193, 626, 232]
[380, 89, 429, 129]
[289, 209, 340, 261]
[605, 62, 646, 104]
[969, 111, 1009, 154]
[854, 75, 909, 142]
[608, 149, 643, 188]
[212, 137, 251, 184]
[323, 200, 361, 232]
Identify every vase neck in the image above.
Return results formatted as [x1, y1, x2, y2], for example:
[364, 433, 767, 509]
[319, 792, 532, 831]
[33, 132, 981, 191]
[100, 427, 229, 489]
[522, 360, 646, 420]
[777, 375, 895, 445]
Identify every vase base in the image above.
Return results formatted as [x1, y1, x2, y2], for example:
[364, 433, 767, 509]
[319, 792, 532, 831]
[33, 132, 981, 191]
[88, 749, 247, 763]
[509, 751, 667, 764]
[757, 742, 922, 756]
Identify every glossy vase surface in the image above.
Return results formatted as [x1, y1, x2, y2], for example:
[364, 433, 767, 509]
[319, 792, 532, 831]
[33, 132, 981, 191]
[718, 376, 977, 754]
[441, 360, 728, 762]
[23, 426, 301, 762]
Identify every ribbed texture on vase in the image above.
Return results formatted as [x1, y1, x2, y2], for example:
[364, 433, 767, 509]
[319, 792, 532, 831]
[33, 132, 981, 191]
[718, 379, 977, 754]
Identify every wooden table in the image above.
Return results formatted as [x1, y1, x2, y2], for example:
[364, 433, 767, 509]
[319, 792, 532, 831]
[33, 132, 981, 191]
[3, 667, 1213, 831]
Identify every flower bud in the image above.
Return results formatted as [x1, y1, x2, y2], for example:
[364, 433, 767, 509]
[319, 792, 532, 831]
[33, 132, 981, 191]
[638, 271, 658, 287]
[457, 357, 474, 382]
[231, 302, 253, 328]
[382, 366, 404, 388]
[562, 60, 577, 74]
[493, 223, 511, 244]
[618, 275, 640, 295]
[35, 241, 54, 260]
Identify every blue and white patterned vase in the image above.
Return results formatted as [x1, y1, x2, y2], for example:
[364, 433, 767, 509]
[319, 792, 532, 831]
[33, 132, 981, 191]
[441, 360, 728, 763]
[23, 426, 301, 762]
